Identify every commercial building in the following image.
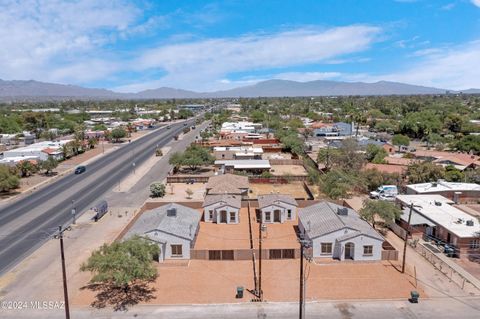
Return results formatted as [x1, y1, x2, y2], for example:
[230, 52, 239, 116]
[2, 140, 71, 161]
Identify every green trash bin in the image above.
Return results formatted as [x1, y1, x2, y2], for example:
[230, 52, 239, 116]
[410, 290, 420, 303]
[236, 286, 244, 299]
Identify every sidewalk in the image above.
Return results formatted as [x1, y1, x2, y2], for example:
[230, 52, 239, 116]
[384, 230, 480, 297]
[2, 297, 480, 319]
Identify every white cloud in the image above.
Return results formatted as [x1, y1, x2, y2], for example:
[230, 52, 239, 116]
[471, 0, 480, 8]
[350, 41, 480, 90]
[116, 25, 380, 91]
[0, 0, 142, 83]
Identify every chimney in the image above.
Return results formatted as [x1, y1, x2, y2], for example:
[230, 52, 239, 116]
[337, 207, 348, 216]
[167, 207, 177, 217]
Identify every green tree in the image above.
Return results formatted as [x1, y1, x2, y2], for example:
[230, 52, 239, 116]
[406, 162, 445, 184]
[168, 145, 214, 171]
[88, 138, 98, 149]
[0, 165, 20, 192]
[444, 165, 465, 182]
[318, 139, 365, 171]
[444, 114, 464, 133]
[41, 157, 58, 175]
[360, 199, 402, 229]
[111, 127, 127, 143]
[80, 236, 159, 292]
[61, 143, 72, 159]
[319, 169, 363, 199]
[365, 144, 387, 163]
[392, 134, 410, 152]
[150, 182, 166, 198]
[17, 160, 37, 177]
[361, 168, 402, 192]
[453, 135, 480, 155]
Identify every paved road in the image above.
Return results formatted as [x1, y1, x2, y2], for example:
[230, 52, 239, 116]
[0, 118, 200, 275]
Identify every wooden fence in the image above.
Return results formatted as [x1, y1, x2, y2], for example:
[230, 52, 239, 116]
[190, 248, 300, 260]
[269, 159, 304, 165]
[166, 176, 210, 183]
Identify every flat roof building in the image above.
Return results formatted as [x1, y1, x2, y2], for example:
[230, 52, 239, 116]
[395, 194, 480, 258]
[406, 180, 480, 204]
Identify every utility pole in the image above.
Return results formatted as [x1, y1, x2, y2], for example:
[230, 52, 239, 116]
[299, 242, 304, 319]
[402, 202, 422, 273]
[55, 225, 71, 319]
[258, 222, 264, 300]
[299, 237, 310, 319]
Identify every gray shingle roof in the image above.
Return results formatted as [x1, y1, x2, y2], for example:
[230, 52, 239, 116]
[206, 173, 249, 195]
[257, 194, 298, 209]
[203, 194, 241, 208]
[125, 203, 201, 241]
[298, 201, 383, 241]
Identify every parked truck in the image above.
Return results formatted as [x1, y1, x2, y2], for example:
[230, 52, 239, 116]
[369, 185, 398, 201]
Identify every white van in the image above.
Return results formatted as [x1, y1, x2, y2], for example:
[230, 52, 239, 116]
[370, 185, 398, 201]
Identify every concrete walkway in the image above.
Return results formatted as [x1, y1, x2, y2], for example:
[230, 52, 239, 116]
[418, 240, 480, 290]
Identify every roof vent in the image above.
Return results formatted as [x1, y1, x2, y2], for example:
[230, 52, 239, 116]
[466, 220, 474, 227]
[337, 207, 348, 216]
[167, 207, 177, 217]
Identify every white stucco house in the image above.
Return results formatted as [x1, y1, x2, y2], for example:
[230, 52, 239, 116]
[124, 203, 201, 262]
[257, 194, 298, 223]
[298, 202, 384, 261]
[203, 194, 241, 224]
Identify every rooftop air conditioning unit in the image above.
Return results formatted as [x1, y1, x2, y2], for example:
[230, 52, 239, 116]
[466, 220, 474, 226]
[167, 207, 177, 217]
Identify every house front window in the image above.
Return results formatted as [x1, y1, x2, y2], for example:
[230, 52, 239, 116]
[209, 210, 214, 220]
[320, 243, 332, 255]
[363, 245, 373, 256]
[171, 244, 183, 257]
[470, 240, 480, 249]
[230, 211, 236, 222]
[287, 209, 292, 219]
[265, 212, 271, 222]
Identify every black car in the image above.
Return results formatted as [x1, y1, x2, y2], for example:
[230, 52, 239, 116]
[74, 165, 86, 174]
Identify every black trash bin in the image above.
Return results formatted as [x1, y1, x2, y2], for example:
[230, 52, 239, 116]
[236, 286, 244, 299]
[410, 290, 420, 303]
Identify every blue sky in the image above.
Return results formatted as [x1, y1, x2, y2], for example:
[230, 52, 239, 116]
[1, 0, 480, 92]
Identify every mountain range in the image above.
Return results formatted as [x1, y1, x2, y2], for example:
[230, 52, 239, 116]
[0, 78, 478, 101]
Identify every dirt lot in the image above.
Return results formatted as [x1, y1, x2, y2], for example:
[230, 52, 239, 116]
[271, 164, 308, 176]
[72, 259, 420, 306]
[254, 221, 298, 250]
[195, 208, 252, 250]
[249, 182, 310, 199]
[156, 182, 207, 202]
[262, 152, 292, 160]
